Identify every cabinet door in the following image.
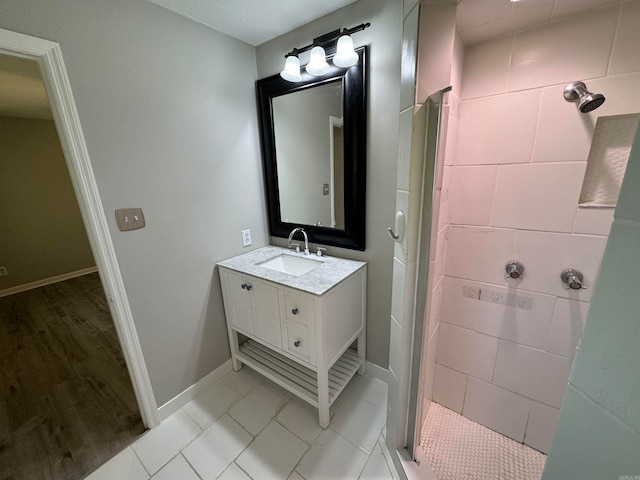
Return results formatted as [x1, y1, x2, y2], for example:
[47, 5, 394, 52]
[225, 271, 253, 307]
[227, 302, 254, 334]
[252, 280, 279, 317]
[254, 311, 283, 349]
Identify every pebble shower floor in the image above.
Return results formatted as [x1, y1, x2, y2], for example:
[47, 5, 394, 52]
[420, 403, 547, 480]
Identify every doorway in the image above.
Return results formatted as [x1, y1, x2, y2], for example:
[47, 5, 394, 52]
[0, 27, 159, 478]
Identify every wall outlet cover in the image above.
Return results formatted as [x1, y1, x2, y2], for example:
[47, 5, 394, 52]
[241, 229, 252, 247]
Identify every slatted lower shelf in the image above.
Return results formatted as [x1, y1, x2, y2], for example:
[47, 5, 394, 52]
[237, 339, 362, 409]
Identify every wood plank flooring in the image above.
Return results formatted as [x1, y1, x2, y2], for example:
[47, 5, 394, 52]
[0, 273, 146, 480]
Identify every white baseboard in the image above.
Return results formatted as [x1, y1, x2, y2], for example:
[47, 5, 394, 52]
[158, 359, 233, 421]
[0, 266, 99, 298]
[366, 361, 391, 383]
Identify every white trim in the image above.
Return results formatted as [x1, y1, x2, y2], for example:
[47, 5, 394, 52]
[0, 28, 160, 428]
[366, 361, 391, 384]
[158, 360, 233, 420]
[0, 267, 99, 298]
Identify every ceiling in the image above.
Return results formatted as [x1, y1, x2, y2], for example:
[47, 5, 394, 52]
[457, 0, 621, 45]
[146, 0, 358, 46]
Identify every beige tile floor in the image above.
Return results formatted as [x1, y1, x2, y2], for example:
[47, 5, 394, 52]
[86, 367, 397, 480]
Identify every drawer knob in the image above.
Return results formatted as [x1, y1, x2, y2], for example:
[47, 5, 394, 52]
[291, 308, 299, 315]
[293, 340, 301, 348]
[241, 283, 252, 291]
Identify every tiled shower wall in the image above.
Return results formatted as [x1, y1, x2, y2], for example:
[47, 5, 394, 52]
[432, 1, 640, 454]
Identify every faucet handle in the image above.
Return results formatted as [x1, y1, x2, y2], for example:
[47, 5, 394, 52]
[316, 247, 326, 257]
[290, 243, 300, 253]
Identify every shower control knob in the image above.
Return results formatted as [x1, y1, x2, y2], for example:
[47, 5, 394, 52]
[561, 269, 585, 290]
[505, 261, 525, 279]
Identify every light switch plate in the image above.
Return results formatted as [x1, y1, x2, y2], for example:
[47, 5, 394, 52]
[115, 208, 145, 231]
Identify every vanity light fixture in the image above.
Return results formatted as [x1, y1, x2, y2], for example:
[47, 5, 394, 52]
[279, 22, 370, 82]
[306, 46, 330, 76]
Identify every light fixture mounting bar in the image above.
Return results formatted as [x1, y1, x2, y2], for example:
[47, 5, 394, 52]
[284, 22, 371, 58]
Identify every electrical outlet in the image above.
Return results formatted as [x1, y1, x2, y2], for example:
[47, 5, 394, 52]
[241, 229, 252, 247]
[0, 266, 7, 276]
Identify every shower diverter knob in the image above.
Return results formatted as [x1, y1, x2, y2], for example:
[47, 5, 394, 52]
[561, 269, 585, 290]
[505, 261, 524, 279]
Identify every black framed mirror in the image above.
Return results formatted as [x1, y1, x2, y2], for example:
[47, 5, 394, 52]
[256, 46, 367, 251]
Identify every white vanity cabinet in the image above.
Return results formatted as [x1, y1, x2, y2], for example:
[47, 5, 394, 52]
[217, 246, 367, 428]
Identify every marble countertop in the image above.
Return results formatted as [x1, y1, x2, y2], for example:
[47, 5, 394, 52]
[216, 245, 367, 296]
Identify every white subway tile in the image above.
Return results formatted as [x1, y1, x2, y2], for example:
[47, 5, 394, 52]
[533, 85, 594, 163]
[551, 0, 621, 20]
[388, 317, 403, 382]
[436, 323, 498, 381]
[461, 36, 512, 99]
[390, 258, 406, 325]
[394, 190, 410, 263]
[573, 208, 614, 236]
[587, 72, 640, 118]
[400, 8, 419, 110]
[443, 114, 458, 166]
[509, 6, 618, 91]
[463, 376, 530, 442]
[441, 277, 555, 349]
[609, 1, 640, 75]
[459, 1, 553, 47]
[457, 90, 540, 166]
[397, 108, 413, 192]
[524, 402, 559, 454]
[491, 163, 587, 233]
[493, 340, 572, 408]
[433, 364, 468, 413]
[445, 226, 515, 285]
[545, 298, 590, 359]
[512, 230, 606, 300]
[450, 166, 497, 226]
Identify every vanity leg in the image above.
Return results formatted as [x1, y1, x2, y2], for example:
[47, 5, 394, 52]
[357, 330, 366, 376]
[318, 370, 330, 428]
[229, 330, 242, 371]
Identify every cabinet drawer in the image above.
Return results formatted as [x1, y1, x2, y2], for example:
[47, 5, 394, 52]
[283, 323, 316, 364]
[282, 291, 314, 327]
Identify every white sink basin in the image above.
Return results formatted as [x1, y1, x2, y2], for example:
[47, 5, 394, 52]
[257, 254, 323, 276]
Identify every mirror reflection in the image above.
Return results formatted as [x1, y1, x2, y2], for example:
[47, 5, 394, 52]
[273, 81, 344, 229]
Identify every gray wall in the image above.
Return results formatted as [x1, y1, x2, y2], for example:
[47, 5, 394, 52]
[0, 116, 95, 290]
[256, 0, 403, 367]
[0, 0, 267, 405]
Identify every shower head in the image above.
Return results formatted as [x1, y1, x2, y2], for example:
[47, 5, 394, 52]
[563, 81, 605, 113]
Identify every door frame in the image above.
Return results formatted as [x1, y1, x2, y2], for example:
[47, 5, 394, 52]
[0, 27, 160, 428]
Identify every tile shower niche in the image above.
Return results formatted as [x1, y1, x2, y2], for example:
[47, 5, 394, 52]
[579, 113, 640, 208]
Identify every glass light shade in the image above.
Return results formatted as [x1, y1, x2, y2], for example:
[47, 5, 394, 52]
[333, 35, 359, 68]
[306, 46, 330, 76]
[280, 55, 302, 82]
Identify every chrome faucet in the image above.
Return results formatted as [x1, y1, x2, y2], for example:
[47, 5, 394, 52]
[288, 227, 310, 255]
